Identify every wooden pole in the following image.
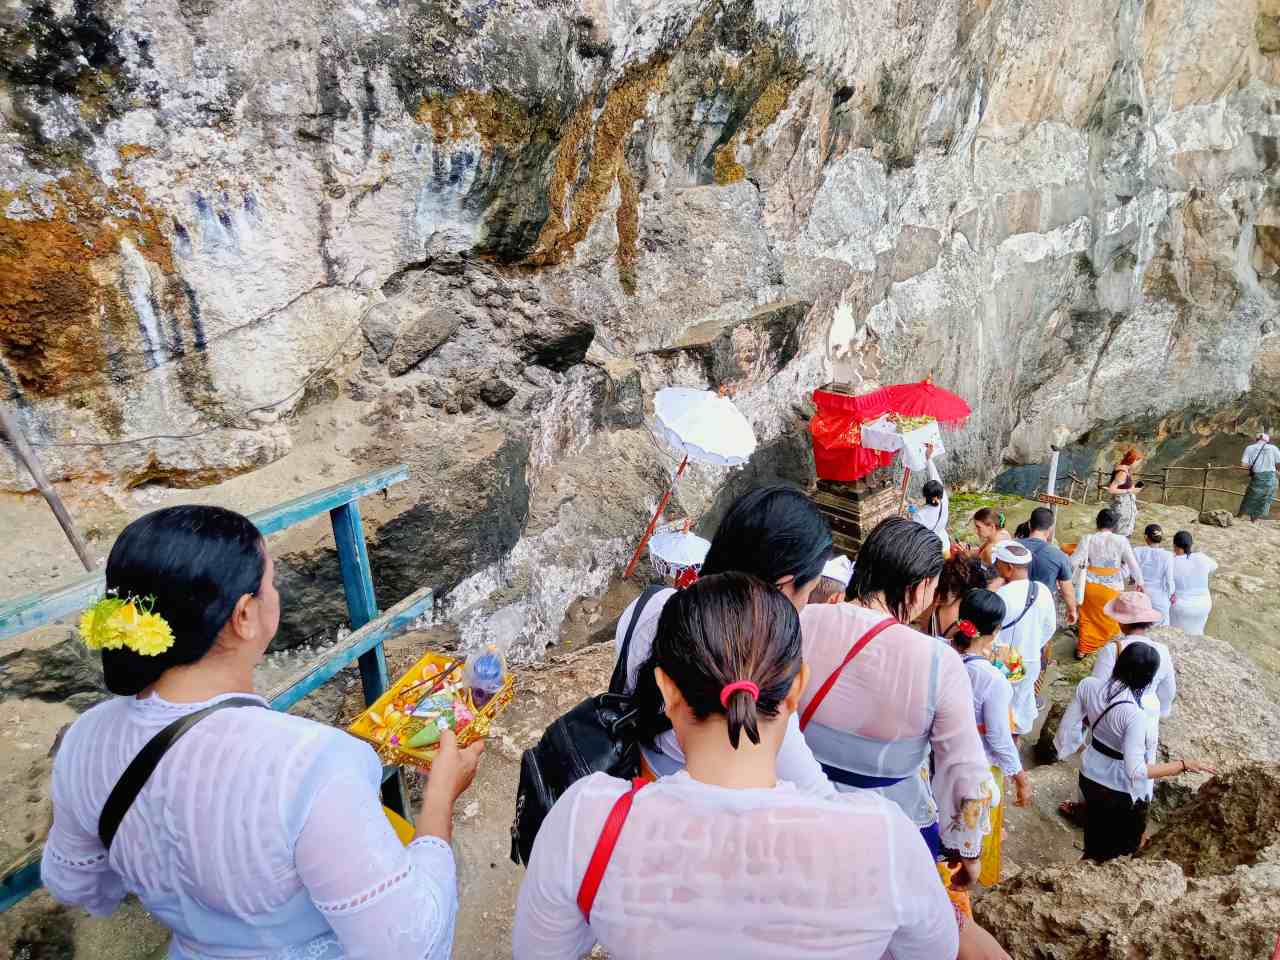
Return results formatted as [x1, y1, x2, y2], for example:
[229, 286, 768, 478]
[623, 455, 689, 579]
[1162, 468, 1169, 504]
[1200, 464, 1211, 514]
[1046, 446, 1061, 520]
[0, 406, 95, 572]
[897, 466, 912, 517]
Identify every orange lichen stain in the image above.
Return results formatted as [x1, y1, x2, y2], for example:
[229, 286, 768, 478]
[711, 73, 799, 185]
[414, 90, 535, 148]
[616, 166, 640, 295]
[117, 143, 154, 163]
[0, 168, 174, 399]
[526, 58, 671, 268]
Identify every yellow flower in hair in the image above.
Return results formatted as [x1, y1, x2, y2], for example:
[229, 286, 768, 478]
[79, 597, 127, 651]
[130, 611, 175, 656]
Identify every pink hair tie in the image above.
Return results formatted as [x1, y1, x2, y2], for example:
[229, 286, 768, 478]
[719, 680, 760, 708]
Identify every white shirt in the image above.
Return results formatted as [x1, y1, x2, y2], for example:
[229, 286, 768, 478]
[1242, 441, 1280, 474]
[1054, 677, 1156, 802]
[962, 656, 1022, 776]
[42, 693, 456, 960]
[1090, 635, 1177, 718]
[512, 771, 958, 960]
[614, 589, 836, 798]
[1073, 532, 1144, 590]
[1133, 546, 1175, 599]
[995, 578, 1057, 733]
[1172, 552, 1217, 598]
[911, 458, 950, 555]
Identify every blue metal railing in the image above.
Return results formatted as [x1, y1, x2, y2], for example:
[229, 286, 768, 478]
[0, 465, 433, 912]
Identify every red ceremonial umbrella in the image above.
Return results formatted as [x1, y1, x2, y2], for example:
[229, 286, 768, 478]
[862, 375, 972, 427]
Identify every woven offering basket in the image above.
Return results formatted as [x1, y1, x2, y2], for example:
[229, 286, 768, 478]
[347, 651, 516, 768]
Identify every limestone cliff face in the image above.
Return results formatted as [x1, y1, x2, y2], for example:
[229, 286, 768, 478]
[3, 0, 1279, 654]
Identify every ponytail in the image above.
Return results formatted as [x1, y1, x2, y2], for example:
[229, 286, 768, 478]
[651, 572, 802, 750]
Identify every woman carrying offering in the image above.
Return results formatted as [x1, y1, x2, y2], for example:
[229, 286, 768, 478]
[42, 506, 483, 960]
[1169, 530, 1218, 635]
[1054, 643, 1214, 862]
[1133, 524, 1175, 626]
[911, 452, 952, 557]
[615, 486, 836, 795]
[798, 519, 993, 897]
[1071, 508, 1145, 658]
[1106, 449, 1143, 537]
[946, 589, 1031, 887]
[514, 573, 960, 959]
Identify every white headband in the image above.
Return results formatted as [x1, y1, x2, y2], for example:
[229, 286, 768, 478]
[822, 554, 854, 587]
[993, 542, 1033, 566]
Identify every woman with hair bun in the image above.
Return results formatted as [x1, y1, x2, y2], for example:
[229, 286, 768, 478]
[43, 506, 482, 959]
[514, 573, 960, 959]
[1169, 530, 1218, 635]
[1133, 524, 1175, 625]
[971, 508, 1011, 566]
[1071, 508, 1145, 658]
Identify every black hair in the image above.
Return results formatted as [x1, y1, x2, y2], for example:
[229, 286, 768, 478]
[849, 517, 945, 621]
[1173, 530, 1193, 553]
[951, 588, 1007, 650]
[651, 572, 802, 750]
[1145, 524, 1164, 544]
[100, 506, 267, 696]
[1096, 508, 1117, 531]
[701, 485, 833, 591]
[922, 480, 945, 507]
[1029, 507, 1055, 532]
[1014, 521, 1032, 540]
[1106, 641, 1160, 702]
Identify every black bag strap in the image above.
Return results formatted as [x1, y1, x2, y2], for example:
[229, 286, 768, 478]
[1250, 444, 1267, 474]
[1001, 581, 1038, 631]
[1088, 695, 1137, 759]
[607, 586, 668, 696]
[98, 696, 264, 850]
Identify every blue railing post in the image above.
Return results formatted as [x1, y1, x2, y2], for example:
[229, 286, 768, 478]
[330, 499, 409, 818]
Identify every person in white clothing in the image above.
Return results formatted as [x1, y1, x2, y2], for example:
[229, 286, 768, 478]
[1169, 530, 1217, 635]
[809, 553, 854, 604]
[42, 506, 481, 960]
[614, 486, 837, 797]
[514, 573, 962, 960]
[1055, 643, 1214, 862]
[1133, 524, 1175, 625]
[992, 542, 1057, 737]
[911, 452, 951, 556]
[1090, 592, 1176, 719]
[1237, 431, 1280, 521]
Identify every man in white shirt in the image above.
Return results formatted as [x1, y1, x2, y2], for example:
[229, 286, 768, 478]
[993, 541, 1058, 736]
[1238, 431, 1280, 522]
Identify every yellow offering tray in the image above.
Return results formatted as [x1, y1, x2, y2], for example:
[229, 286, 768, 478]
[347, 651, 515, 768]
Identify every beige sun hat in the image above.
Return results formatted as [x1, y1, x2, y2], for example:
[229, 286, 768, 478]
[1103, 591, 1161, 625]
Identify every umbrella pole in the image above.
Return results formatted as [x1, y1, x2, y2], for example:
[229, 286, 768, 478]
[623, 455, 689, 580]
[897, 466, 912, 517]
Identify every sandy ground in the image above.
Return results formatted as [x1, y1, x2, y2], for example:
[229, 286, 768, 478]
[2, 491, 1277, 958]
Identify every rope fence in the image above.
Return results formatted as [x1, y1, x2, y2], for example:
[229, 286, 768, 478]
[1058, 465, 1249, 513]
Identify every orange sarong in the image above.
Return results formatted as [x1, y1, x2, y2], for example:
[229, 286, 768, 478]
[1077, 568, 1121, 656]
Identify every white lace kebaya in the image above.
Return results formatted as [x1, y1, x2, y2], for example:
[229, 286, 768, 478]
[42, 692, 457, 960]
[513, 771, 957, 960]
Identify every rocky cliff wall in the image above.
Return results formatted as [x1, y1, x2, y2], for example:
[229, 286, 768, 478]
[3, 0, 1280, 654]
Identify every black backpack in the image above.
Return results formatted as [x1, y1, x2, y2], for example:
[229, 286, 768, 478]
[510, 585, 666, 865]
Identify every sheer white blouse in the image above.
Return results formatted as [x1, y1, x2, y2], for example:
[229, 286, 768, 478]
[42, 692, 457, 960]
[512, 771, 957, 960]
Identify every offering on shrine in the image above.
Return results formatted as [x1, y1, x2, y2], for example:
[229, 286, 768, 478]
[347, 650, 514, 768]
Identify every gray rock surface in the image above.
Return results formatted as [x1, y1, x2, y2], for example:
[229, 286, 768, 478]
[3, 0, 1280, 653]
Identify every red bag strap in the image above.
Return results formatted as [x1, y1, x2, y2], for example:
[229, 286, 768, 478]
[799, 616, 897, 732]
[576, 778, 648, 921]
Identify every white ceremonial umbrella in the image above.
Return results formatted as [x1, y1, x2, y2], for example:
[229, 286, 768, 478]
[648, 525, 712, 581]
[653, 387, 757, 466]
[623, 388, 758, 578]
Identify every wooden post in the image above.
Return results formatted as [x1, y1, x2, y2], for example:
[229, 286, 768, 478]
[0, 405, 95, 572]
[897, 466, 912, 517]
[1046, 446, 1061, 520]
[330, 499, 408, 818]
[1161, 468, 1169, 504]
[1200, 464, 1211, 514]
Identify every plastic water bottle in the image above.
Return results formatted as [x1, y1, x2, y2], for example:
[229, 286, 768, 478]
[465, 646, 506, 709]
